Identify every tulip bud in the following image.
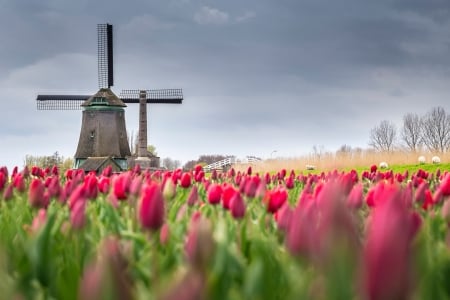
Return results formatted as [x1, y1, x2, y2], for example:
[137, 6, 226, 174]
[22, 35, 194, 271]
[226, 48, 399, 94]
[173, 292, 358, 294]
[163, 177, 176, 200]
[70, 200, 87, 230]
[184, 217, 215, 271]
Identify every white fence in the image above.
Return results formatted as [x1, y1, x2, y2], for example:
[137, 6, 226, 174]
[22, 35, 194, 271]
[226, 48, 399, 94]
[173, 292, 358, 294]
[203, 156, 262, 172]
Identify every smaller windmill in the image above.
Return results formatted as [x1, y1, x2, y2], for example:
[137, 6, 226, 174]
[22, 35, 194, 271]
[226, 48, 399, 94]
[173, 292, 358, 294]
[37, 24, 183, 172]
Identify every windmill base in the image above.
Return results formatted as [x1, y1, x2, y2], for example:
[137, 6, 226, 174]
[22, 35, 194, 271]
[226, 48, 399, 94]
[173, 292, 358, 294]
[129, 156, 160, 170]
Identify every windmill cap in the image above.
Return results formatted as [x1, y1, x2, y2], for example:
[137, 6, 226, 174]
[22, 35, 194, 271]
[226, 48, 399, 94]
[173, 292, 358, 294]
[82, 88, 126, 107]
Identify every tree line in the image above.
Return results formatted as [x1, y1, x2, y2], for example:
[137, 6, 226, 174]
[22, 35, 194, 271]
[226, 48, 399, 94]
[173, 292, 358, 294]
[369, 106, 450, 153]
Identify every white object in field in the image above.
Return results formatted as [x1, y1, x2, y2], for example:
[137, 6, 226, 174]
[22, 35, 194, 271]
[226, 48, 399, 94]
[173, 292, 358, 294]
[379, 162, 389, 169]
[418, 156, 426, 164]
[432, 156, 441, 164]
[306, 164, 316, 170]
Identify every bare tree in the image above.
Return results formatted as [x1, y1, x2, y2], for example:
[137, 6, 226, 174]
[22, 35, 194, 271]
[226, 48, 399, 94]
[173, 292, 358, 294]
[369, 120, 397, 152]
[162, 157, 181, 170]
[401, 113, 422, 152]
[421, 106, 450, 153]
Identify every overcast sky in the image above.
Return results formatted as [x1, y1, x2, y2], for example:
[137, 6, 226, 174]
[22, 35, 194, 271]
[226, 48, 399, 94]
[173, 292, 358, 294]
[1, 0, 450, 170]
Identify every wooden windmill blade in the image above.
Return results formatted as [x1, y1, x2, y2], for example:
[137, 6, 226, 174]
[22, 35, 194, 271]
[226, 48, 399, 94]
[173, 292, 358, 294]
[119, 89, 183, 104]
[97, 23, 114, 89]
[36, 95, 90, 110]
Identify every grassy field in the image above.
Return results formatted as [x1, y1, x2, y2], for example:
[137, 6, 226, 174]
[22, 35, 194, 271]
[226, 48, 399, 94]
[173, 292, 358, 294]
[234, 150, 450, 175]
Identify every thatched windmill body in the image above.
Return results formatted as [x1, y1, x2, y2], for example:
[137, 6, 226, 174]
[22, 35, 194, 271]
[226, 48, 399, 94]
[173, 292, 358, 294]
[37, 24, 183, 172]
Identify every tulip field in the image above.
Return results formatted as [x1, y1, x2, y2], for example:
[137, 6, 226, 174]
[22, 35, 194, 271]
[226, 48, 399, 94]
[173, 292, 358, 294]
[0, 163, 449, 300]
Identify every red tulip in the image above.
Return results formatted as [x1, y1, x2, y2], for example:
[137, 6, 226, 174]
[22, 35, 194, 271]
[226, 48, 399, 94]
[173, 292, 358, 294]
[113, 173, 131, 200]
[101, 165, 113, 177]
[247, 166, 252, 176]
[138, 182, 165, 231]
[84, 175, 98, 199]
[285, 176, 294, 189]
[13, 173, 26, 193]
[266, 187, 288, 213]
[414, 182, 429, 203]
[347, 183, 363, 210]
[207, 184, 222, 205]
[46, 176, 61, 199]
[221, 185, 237, 210]
[68, 185, 87, 210]
[230, 192, 246, 219]
[0, 172, 6, 191]
[420, 189, 433, 210]
[98, 176, 110, 194]
[29, 178, 47, 208]
[211, 169, 218, 181]
[439, 173, 450, 197]
[180, 172, 192, 188]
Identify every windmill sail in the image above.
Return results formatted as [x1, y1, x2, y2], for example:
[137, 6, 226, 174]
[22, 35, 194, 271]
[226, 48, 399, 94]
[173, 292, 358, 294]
[119, 89, 183, 103]
[97, 23, 114, 88]
[36, 95, 90, 110]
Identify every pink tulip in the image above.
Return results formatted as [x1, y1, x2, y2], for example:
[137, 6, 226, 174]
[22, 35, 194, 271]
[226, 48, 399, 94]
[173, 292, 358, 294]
[160, 223, 170, 245]
[30, 208, 47, 233]
[2, 184, 13, 201]
[244, 176, 260, 197]
[187, 185, 199, 206]
[363, 184, 418, 300]
[347, 183, 363, 210]
[184, 216, 215, 270]
[29, 178, 47, 208]
[286, 200, 318, 258]
[160, 269, 205, 300]
[70, 200, 87, 229]
[275, 202, 293, 232]
[78, 236, 133, 300]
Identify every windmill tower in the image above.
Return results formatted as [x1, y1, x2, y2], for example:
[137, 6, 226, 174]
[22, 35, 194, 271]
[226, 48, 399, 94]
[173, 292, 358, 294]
[36, 24, 183, 172]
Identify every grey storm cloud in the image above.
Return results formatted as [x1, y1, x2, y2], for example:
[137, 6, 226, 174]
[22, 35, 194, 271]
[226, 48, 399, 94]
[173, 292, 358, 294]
[1, 0, 450, 170]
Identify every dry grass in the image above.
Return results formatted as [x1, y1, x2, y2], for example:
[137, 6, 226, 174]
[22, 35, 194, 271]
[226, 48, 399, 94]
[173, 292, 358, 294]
[233, 150, 450, 173]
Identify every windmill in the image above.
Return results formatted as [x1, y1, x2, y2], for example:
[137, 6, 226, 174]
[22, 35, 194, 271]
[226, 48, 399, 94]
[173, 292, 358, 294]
[36, 24, 183, 172]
